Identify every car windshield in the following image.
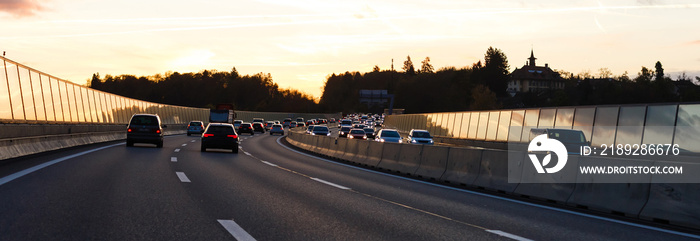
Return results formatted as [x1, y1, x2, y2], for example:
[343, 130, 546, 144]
[350, 129, 365, 134]
[313, 126, 329, 131]
[412, 131, 432, 138]
[340, 127, 351, 132]
[381, 131, 400, 138]
[363, 128, 374, 133]
[130, 116, 158, 125]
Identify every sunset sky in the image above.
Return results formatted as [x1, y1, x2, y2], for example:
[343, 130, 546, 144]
[1, 0, 699, 99]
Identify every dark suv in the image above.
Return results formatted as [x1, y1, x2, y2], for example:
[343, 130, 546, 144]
[127, 114, 166, 147]
[201, 123, 239, 153]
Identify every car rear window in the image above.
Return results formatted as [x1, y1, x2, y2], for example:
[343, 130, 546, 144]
[189, 121, 202, 126]
[207, 126, 235, 134]
[130, 116, 158, 125]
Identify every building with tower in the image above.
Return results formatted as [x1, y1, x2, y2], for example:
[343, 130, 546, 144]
[507, 50, 564, 94]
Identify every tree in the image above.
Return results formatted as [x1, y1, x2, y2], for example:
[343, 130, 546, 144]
[372, 65, 380, 72]
[420, 57, 434, 73]
[402, 55, 415, 75]
[478, 46, 510, 96]
[598, 68, 613, 79]
[470, 85, 500, 110]
[654, 61, 664, 81]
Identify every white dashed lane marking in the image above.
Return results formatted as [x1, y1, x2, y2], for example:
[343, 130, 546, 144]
[218, 219, 257, 241]
[176, 172, 191, 183]
[174, 149, 181, 152]
[171, 157, 177, 162]
[182, 144, 187, 147]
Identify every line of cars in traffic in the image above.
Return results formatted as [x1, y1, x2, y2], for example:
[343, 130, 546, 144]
[304, 115, 435, 145]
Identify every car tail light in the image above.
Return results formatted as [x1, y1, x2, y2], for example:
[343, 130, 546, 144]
[227, 134, 238, 138]
[127, 128, 133, 132]
[203, 133, 214, 137]
[156, 129, 161, 134]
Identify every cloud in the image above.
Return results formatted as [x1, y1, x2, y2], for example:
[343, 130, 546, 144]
[0, 0, 45, 17]
[687, 40, 700, 45]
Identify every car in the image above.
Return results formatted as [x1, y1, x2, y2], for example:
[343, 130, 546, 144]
[306, 120, 315, 126]
[253, 118, 264, 124]
[126, 114, 166, 148]
[406, 129, 434, 145]
[296, 117, 304, 124]
[238, 122, 254, 135]
[375, 129, 402, 143]
[269, 124, 285, 135]
[290, 121, 297, 128]
[273, 120, 281, 125]
[233, 120, 243, 129]
[338, 126, 352, 138]
[252, 122, 265, 133]
[297, 122, 305, 128]
[201, 123, 239, 153]
[311, 125, 330, 136]
[283, 118, 292, 128]
[363, 128, 376, 138]
[187, 120, 205, 136]
[339, 119, 353, 128]
[265, 121, 275, 130]
[329, 118, 336, 123]
[306, 125, 315, 134]
[348, 128, 367, 140]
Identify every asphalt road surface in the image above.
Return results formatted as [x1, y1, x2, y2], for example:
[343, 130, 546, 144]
[0, 133, 698, 240]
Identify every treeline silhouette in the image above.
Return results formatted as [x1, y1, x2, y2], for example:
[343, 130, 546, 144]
[88, 68, 318, 112]
[89, 47, 700, 114]
[319, 48, 700, 114]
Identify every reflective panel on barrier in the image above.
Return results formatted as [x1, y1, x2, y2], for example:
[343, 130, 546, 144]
[486, 111, 499, 141]
[40, 74, 55, 121]
[0, 61, 11, 120]
[573, 107, 594, 142]
[459, 113, 470, 139]
[674, 104, 700, 153]
[497, 111, 511, 141]
[591, 106, 619, 147]
[508, 110, 524, 142]
[468, 112, 479, 139]
[616, 106, 646, 146]
[7, 63, 24, 120]
[643, 105, 677, 145]
[538, 108, 556, 128]
[19, 67, 36, 121]
[477, 112, 489, 140]
[30, 71, 45, 121]
[520, 109, 539, 142]
[554, 108, 574, 129]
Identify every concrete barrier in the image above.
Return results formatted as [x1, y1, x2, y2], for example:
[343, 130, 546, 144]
[566, 156, 652, 218]
[414, 145, 450, 180]
[639, 160, 700, 229]
[441, 148, 482, 186]
[473, 150, 518, 193]
[513, 154, 577, 203]
[330, 138, 348, 160]
[341, 139, 360, 162]
[377, 143, 423, 174]
[364, 141, 384, 167]
[317, 136, 333, 157]
[351, 140, 371, 165]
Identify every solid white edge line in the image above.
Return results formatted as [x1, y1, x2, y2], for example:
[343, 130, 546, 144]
[487, 230, 534, 241]
[0, 143, 123, 187]
[243, 152, 252, 156]
[171, 157, 177, 162]
[217, 219, 257, 241]
[261, 161, 278, 167]
[175, 172, 191, 183]
[275, 136, 700, 239]
[311, 177, 351, 190]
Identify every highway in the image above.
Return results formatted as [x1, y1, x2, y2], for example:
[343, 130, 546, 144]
[0, 133, 698, 240]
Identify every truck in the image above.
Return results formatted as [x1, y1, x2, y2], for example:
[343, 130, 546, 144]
[209, 104, 236, 124]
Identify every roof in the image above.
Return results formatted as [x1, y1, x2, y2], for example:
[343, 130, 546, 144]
[511, 65, 562, 81]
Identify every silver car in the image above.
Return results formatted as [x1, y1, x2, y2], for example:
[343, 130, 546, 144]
[375, 129, 402, 143]
[406, 129, 434, 145]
